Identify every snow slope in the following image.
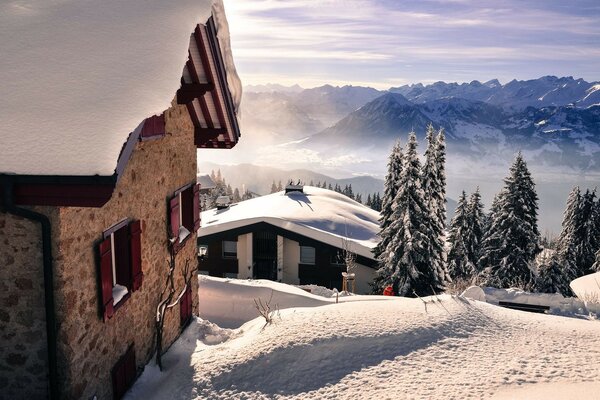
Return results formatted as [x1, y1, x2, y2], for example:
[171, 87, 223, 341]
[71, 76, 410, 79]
[0, 0, 240, 176]
[199, 186, 381, 260]
[126, 277, 600, 400]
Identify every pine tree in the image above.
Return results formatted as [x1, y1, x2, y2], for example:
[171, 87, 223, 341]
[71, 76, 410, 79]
[465, 188, 485, 274]
[420, 125, 449, 288]
[479, 153, 540, 289]
[366, 193, 372, 208]
[373, 140, 403, 261]
[355, 193, 362, 203]
[277, 180, 283, 191]
[375, 132, 445, 296]
[534, 252, 571, 296]
[270, 180, 278, 193]
[447, 191, 472, 281]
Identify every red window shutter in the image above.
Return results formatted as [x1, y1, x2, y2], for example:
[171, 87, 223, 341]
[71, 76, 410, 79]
[180, 284, 192, 326]
[193, 183, 201, 231]
[99, 237, 114, 321]
[170, 195, 180, 250]
[112, 345, 136, 400]
[129, 220, 143, 291]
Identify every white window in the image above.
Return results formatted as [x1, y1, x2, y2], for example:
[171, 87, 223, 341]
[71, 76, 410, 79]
[222, 240, 238, 258]
[300, 246, 316, 265]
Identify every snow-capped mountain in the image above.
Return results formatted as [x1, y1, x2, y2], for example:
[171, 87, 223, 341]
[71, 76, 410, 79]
[307, 94, 600, 171]
[390, 76, 600, 110]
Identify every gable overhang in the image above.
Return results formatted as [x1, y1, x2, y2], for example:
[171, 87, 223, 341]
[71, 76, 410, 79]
[177, 17, 241, 149]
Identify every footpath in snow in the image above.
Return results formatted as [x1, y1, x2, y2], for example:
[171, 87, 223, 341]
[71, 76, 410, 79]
[126, 277, 600, 400]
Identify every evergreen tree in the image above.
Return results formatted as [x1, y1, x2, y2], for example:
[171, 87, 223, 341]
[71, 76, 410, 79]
[593, 248, 600, 272]
[447, 191, 472, 281]
[375, 132, 446, 296]
[270, 180, 278, 193]
[534, 253, 571, 296]
[328, 183, 333, 190]
[373, 140, 403, 261]
[277, 180, 283, 191]
[479, 153, 540, 289]
[355, 193, 362, 203]
[421, 125, 449, 288]
[366, 193, 372, 208]
[465, 188, 485, 274]
[233, 188, 241, 203]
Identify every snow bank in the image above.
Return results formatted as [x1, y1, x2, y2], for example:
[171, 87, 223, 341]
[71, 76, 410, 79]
[198, 276, 388, 328]
[462, 286, 590, 317]
[127, 278, 600, 400]
[571, 272, 600, 301]
[0, 0, 239, 176]
[199, 186, 381, 260]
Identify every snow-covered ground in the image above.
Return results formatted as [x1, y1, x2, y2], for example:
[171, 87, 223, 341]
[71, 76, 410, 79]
[126, 277, 600, 400]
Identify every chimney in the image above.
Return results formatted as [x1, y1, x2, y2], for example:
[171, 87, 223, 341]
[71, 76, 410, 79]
[285, 180, 304, 194]
[216, 195, 230, 210]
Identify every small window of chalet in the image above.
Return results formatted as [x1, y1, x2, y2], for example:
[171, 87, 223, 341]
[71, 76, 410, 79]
[330, 250, 346, 266]
[112, 344, 136, 400]
[222, 241, 237, 258]
[139, 113, 166, 141]
[300, 246, 316, 265]
[98, 220, 143, 321]
[169, 183, 201, 252]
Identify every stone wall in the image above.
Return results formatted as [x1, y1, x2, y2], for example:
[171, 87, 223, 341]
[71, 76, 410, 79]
[51, 101, 199, 399]
[0, 211, 52, 400]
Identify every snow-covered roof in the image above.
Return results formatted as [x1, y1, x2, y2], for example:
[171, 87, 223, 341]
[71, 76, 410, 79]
[0, 0, 241, 176]
[199, 186, 381, 259]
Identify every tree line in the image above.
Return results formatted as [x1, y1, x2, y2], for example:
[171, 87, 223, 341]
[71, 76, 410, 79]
[372, 123, 600, 297]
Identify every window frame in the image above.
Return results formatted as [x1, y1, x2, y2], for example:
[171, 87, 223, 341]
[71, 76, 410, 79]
[103, 219, 132, 309]
[222, 240, 238, 259]
[300, 246, 316, 265]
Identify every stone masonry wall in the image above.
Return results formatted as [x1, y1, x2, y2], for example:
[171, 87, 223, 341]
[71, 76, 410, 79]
[0, 208, 58, 400]
[53, 101, 199, 400]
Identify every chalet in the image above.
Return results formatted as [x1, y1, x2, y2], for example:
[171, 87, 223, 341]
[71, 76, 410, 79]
[0, 1, 241, 399]
[197, 186, 381, 294]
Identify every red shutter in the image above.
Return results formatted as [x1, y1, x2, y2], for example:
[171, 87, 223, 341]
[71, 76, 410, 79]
[181, 186, 194, 231]
[99, 237, 114, 321]
[193, 183, 201, 231]
[112, 345, 136, 400]
[129, 220, 143, 291]
[170, 195, 180, 251]
[180, 284, 192, 327]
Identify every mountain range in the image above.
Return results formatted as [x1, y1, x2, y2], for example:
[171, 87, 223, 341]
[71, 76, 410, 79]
[241, 76, 600, 173]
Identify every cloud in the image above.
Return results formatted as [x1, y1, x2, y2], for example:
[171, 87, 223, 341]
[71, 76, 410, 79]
[224, 0, 600, 87]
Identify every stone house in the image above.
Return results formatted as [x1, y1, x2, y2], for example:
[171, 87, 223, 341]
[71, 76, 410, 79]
[0, 1, 241, 399]
[197, 186, 380, 294]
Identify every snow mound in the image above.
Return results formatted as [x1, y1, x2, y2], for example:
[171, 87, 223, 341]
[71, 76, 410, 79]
[462, 286, 591, 317]
[127, 277, 600, 400]
[199, 186, 381, 260]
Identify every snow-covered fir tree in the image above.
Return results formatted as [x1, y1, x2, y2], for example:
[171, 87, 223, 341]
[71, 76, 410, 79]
[465, 188, 485, 274]
[373, 140, 403, 261]
[478, 153, 540, 289]
[447, 191, 472, 281]
[376, 132, 447, 296]
[556, 187, 583, 281]
[534, 252, 571, 296]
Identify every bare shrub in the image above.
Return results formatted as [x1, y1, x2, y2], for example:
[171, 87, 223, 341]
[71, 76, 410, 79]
[254, 290, 280, 329]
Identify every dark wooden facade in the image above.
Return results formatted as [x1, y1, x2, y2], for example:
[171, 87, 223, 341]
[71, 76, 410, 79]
[198, 222, 376, 289]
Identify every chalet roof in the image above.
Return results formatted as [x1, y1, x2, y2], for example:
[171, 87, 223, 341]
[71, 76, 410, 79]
[0, 0, 241, 177]
[199, 187, 381, 260]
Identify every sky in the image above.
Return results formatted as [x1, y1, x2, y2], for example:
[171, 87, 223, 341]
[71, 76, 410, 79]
[223, 0, 600, 89]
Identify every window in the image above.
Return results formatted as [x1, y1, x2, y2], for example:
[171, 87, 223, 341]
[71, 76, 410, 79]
[169, 183, 200, 252]
[300, 246, 316, 265]
[98, 220, 143, 321]
[139, 113, 166, 141]
[179, 284, 193, 327]
[330, 250, 345, 266]
[112, 344, 136, 400]
[222, 240, 237, 258]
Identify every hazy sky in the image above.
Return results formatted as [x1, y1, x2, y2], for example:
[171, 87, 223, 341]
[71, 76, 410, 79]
[223, 0, 600, 89]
